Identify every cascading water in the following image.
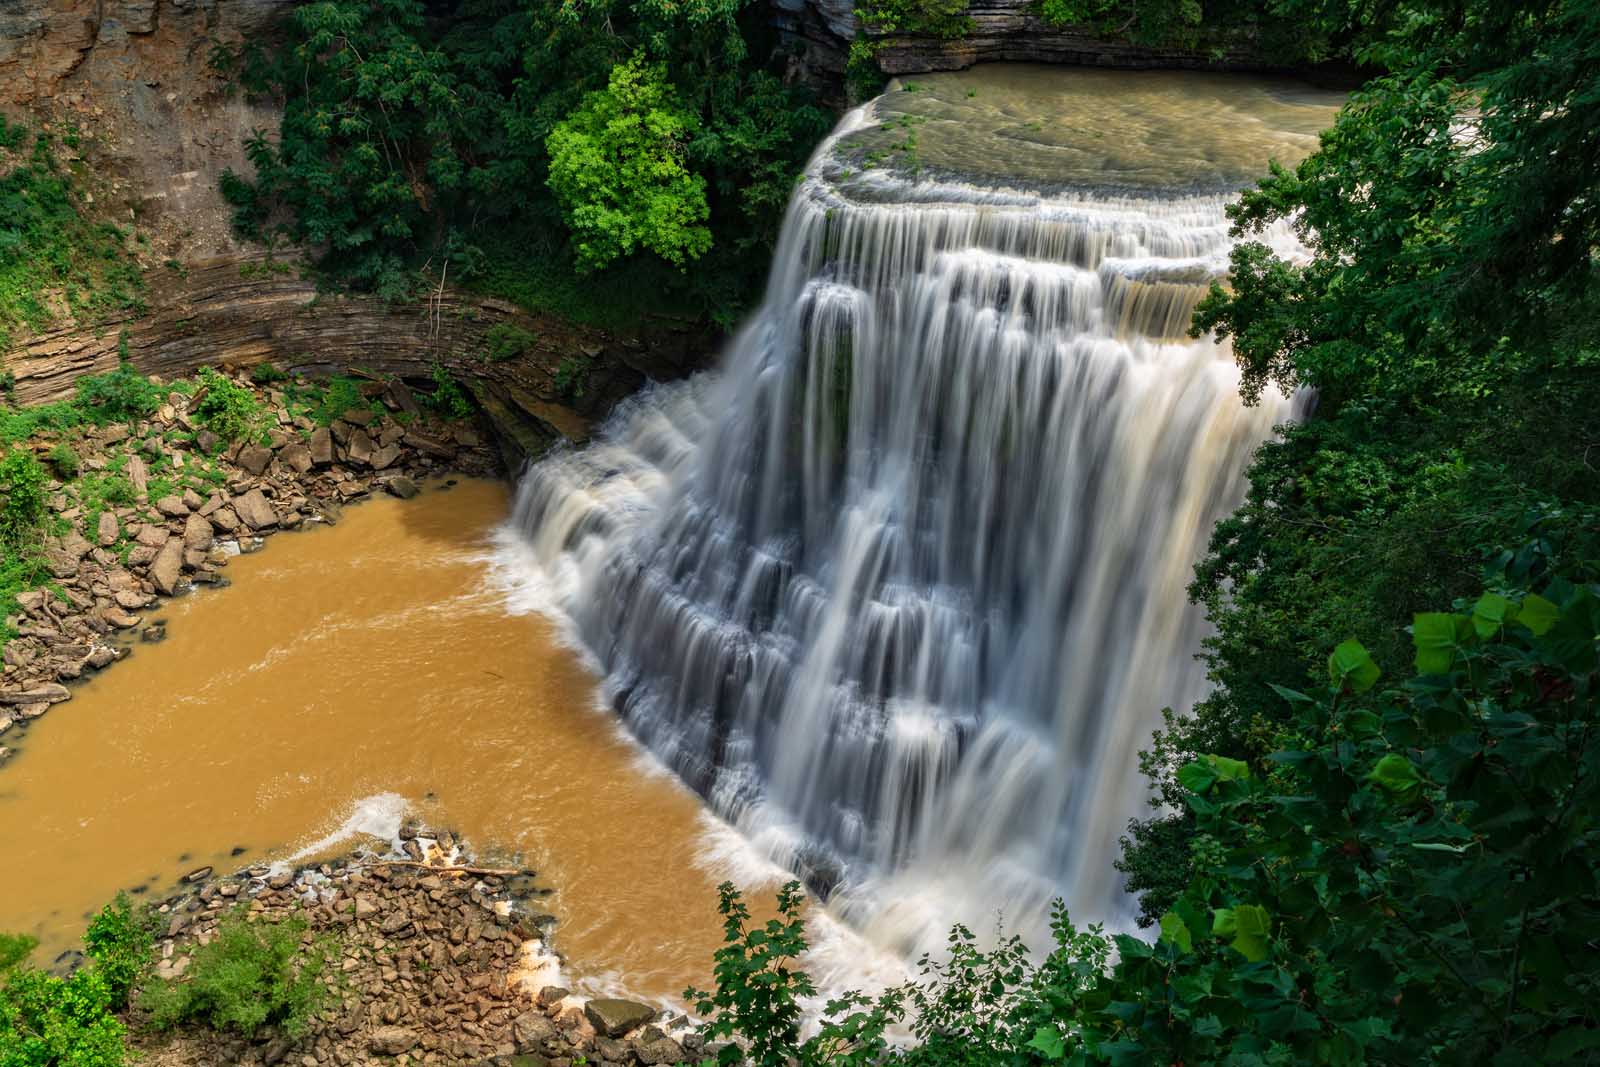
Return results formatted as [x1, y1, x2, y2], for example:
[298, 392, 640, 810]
[508, 66, 1343, 962]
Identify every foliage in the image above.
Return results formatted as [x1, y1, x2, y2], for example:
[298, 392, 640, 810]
[855, 0, 973, 40]
[0, 116, 144, 351]
[0, 896, 156, 1067]
[0, 449, 47, 548]
[73, 362, 164, 425]
[695, 568, 1600, 1064]
[1034, 0, 1331, 61]
[45, 443, 78, 479]
[82, 894, 155, 1010]
[216, 0, 828, 325]
[553, 354, 594, 400]
[250, 362, 288, 384]
[190, 367, 267, 444]
[547, 57, 712, 272]
[482, 323, 534, 363]
[423, 364, 472, 419]
[141, 912, 333, 1040]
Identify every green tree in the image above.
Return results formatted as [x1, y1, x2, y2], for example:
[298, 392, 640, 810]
[546, 57, 712, 272]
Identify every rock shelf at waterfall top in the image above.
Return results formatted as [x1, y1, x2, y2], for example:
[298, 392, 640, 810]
[131, 827, 703, 1067]
[833, 65, 1344, 194]
[0, 371, 497, 767]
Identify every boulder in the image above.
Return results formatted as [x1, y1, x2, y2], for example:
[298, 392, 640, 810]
[113, 589, 151, 610]
[342, 407, 376, 426]
[233, 489, 277, 530]
[96, 511, 120, 547]
[0, 684, 70, 705]
[512, 1011, 558, 1052]
[635, 1037, 686, 1066]
[15, 590, 44, 613]
[211, 507, 241, 532]
[346, 428, 375, 467]
[403, 429, 457, 459]
[181, 488, 204, 511]
[155, 495, 189, 518]
[237, 444, 274, 476]
[182, 513, 214, 552]
[368, 1027, 419, 1056]
[385, 476, 420, 500]
[583, 999, 656, 1039]
[125, 455, 149, 496]
[195, 429, 221, 454]
[309, 427, 335, 466]
[134, 524, 169, 547]
[148, 537, 185, 595]
[43, 548, 78, 579]
[280, 441, 314, 473]
[369, 443, 402, 471]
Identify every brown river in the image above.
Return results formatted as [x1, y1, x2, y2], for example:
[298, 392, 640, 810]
[0, 480, 795, 1005]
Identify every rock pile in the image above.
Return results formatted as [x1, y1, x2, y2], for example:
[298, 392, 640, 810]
[0, 373, 497, 751]
[136, 831, 704, 1067]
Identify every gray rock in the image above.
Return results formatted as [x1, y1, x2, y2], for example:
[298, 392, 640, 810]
[368, 1027, 419, 1056]
[0, 684, 70, 705]
[537, 985, 570, 1008]
[512, 1011, 557, 1052]
[280, 441, 314, 473]
[155, 495, 189, 518]
[113, 589, 150, 610]
[126, 455, 149, 495]
[149, 537, 185, 595]
[346, 428, 375, 467]
[584, 999, 656, 1039]
[183, 512, 214, 552]
[233, 489, 277, 530]
[237, 444, 274, 476]
[385, 476, 420, 500]
[134, 524, 169, 547]
[96, 511, 120, 546]
[309, 427, 335, 467]
[635, 1037, 686, 1066]
[369, 443, 402, 471]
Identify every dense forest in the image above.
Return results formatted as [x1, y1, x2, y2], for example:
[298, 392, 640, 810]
[3, 0, 1598, 1063]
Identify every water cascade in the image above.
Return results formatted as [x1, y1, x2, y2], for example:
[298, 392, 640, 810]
[508, 67, 1343, 959]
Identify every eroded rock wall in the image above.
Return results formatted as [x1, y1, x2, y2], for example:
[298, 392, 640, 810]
[0, 0, 290, 260]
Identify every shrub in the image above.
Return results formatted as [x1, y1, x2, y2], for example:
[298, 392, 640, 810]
[141, 912, 333, 1039]
[250, 362, 288, 384]
[83, 893, 155, 1010]
[483, 323, 535, 363]
[73, 363, 163, 425]
[553, 354, 593, 400]
[190, 367, 266, 444]
[0, 449, 48, 547]
[424, 364, 472, 419]
[303, 377, 369, 428]
[45, 442, 78, 478]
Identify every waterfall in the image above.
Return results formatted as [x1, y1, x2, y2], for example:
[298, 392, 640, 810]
[507, 69, 1330, 960]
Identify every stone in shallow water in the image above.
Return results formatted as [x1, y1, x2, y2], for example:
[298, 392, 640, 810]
[583, 999, 656, 1039]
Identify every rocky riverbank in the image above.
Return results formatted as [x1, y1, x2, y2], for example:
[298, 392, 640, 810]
[0, 366, 498, 763]
[132, 826, 704, 1067]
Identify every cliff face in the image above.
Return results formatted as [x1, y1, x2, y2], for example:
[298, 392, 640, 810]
[775, 0, 1280, 94]
[0, 0, 290, 261]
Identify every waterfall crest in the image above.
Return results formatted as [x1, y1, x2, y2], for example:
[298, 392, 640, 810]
[508, 67, 1338, 959]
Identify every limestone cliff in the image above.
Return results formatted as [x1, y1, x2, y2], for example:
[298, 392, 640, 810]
[0, 0, 289, 261]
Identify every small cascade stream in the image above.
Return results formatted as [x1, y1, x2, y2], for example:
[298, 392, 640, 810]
[507, 66, 1342, 962]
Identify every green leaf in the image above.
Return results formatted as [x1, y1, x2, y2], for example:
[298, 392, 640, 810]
[1519, 593, 1559, 636]
[1267, 683, 1314, 704]
[1367, 753, 1422, 800]
[1176, 760, 1217, 794]
[1158, 911, 1192, 954]
[1211, 907, 1235, 937]
[1412, 612, 1461, 674]
[1328, 638, 1380, 692]
[1026, 1025, 1066, 1060]
[1211, 755, 1249, 782]
[1471, 592, 1514, 637]
[1229, 904, 1272, 962]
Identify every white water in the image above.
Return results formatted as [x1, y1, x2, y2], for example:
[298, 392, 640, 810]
[504, 68, 1337, 964]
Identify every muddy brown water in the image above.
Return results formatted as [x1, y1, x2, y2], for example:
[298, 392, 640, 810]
[0, 480, 754, 1004]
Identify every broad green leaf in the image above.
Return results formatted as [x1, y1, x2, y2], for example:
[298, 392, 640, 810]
[1211, 755, 1250, 782]
[1026, 1026, 1066, 1060]
[1471, 592, 1514, 637]
[1158, 911, 1192, 954]
[1411, 841, 1471, 854]
[1211, 908, 1235, 937]
[1519, 593, 1560, 636]
[1229, 904, 1272, 962]
[1367, 753, 1421, 800]
[1328, 638, 1380, 692]
[1267, 683, 1314, 704]
[1176, 760, 1217, 794]
[1412, 612, 1460, 674]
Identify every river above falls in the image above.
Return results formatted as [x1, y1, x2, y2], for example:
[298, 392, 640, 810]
[0, 480, 785, 1004]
